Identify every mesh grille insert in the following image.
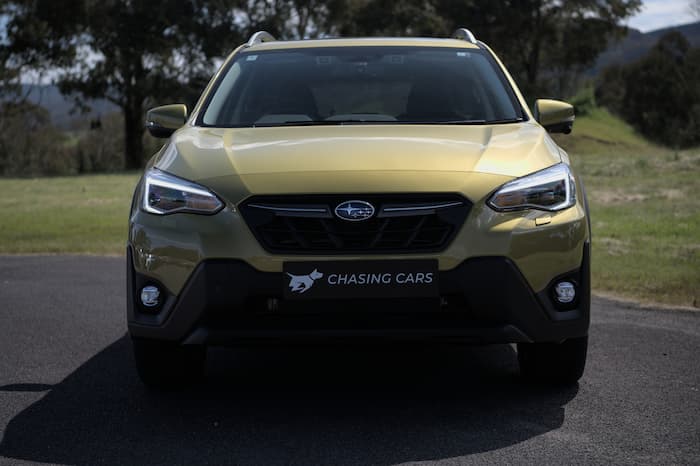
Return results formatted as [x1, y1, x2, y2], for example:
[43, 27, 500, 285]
[239, 194, 471, 254]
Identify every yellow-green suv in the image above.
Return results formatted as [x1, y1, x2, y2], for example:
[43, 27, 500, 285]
[128, 29, 590, 387]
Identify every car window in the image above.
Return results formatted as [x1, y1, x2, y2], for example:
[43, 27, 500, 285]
[201, 46, 523, 127]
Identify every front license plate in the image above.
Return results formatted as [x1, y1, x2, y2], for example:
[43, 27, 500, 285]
[283, 260, 438, 300]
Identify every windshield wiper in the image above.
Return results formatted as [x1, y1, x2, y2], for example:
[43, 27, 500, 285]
[253, 120, 339, 127]
[440, 118, 525, 125]
[253, 119, 398, 127]
[251, 117, 525, 128]
[436, 119, 487, 125]
[485, 117, 525, 124]
[392, 118, 525, 125]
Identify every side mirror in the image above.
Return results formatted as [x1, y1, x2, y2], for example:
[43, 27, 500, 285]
[534, 99, 574, 134]
[146, 104, 188, 138]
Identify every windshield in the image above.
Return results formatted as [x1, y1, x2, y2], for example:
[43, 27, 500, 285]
[200, 46, 524, 127]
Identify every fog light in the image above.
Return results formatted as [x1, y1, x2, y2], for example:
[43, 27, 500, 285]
[554, 281, 576, 304]
[140, 285, 160, 308]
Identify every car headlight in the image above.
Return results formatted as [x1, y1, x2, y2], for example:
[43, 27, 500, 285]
[142, 169, 224, 215]
[488, 163, 576, 212]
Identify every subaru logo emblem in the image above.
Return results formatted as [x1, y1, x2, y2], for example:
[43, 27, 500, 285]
[335, 200, 375, 221]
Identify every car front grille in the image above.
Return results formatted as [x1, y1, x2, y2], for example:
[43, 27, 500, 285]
[239, 194, 471, 254]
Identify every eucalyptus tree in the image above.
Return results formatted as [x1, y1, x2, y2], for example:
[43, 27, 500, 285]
[2, 0, 245, 169]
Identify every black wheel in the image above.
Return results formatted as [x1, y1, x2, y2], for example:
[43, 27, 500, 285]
[517, 336, 588, 385]
[132, 338, 206, 388]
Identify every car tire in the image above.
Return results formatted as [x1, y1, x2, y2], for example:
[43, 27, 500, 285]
[132, 338, 206, 388]
[517, 336, 588, 385]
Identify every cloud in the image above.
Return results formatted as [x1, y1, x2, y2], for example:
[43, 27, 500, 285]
[626, 0, 696, 32]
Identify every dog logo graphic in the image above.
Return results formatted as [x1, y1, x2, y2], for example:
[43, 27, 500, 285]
[286, 269, 324, 294]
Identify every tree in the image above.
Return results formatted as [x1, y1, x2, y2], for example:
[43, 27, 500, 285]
[441, 0, 642, 99]
[597, 31, 700, 147]
[327, 0, 447, 37]
[328, 0, 642, 99]
[2, 0, 246, 169]
[237, 0, 337, 39]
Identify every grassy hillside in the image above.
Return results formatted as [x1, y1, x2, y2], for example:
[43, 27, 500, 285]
[0, 174, 139, 255]
[554, 108, 699, 308]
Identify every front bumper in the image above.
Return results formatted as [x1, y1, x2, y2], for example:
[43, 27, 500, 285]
[127, 242, 590, 345]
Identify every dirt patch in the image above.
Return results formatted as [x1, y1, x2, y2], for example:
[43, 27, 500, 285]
[596, 237, 631, 256]
[590, 189, 648, 205]
[590, 187, 688, 205]
[659, 188, 685, 200]
[579, 135, 617, 146]
[671, 243, 700, 261]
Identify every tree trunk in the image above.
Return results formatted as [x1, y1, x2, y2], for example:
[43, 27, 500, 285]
[525, 4, 543, 97]
[123, 102, 144, 170]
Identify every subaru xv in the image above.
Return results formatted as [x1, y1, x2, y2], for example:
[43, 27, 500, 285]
[128, 29, 590, 387]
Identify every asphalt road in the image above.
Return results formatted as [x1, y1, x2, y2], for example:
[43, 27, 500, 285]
[0, 255, 698, 466]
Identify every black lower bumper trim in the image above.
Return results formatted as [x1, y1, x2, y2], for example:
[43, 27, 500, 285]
[182, 325, 531, 345]
[127, 243, 590, 345]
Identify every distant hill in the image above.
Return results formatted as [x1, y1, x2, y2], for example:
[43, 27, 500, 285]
[17, 84, 118, 129]
[591, 21, 700, 75]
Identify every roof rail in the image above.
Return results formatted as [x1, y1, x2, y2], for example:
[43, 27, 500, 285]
[452, 28, 477, 44]
[246, 31, 276, 47]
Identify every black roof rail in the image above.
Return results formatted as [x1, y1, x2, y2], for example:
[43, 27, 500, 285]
[452, 28, 477, 44]
[246, 31, 276, 47]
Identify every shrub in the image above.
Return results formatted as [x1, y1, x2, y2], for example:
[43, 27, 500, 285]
[75, 112, 126, 172]
[0, 101, 78, 176]
[569, 85, 597, 117]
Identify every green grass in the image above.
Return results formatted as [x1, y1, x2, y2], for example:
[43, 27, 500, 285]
[554, 108, 700, 308]
[0, 173, 139, 255]
[1, 109, 697, 307]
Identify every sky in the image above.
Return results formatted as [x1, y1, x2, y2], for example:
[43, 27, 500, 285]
[627, 0, 697, 32]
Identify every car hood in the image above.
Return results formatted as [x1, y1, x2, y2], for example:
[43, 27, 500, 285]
[154, 122, 561, 204]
